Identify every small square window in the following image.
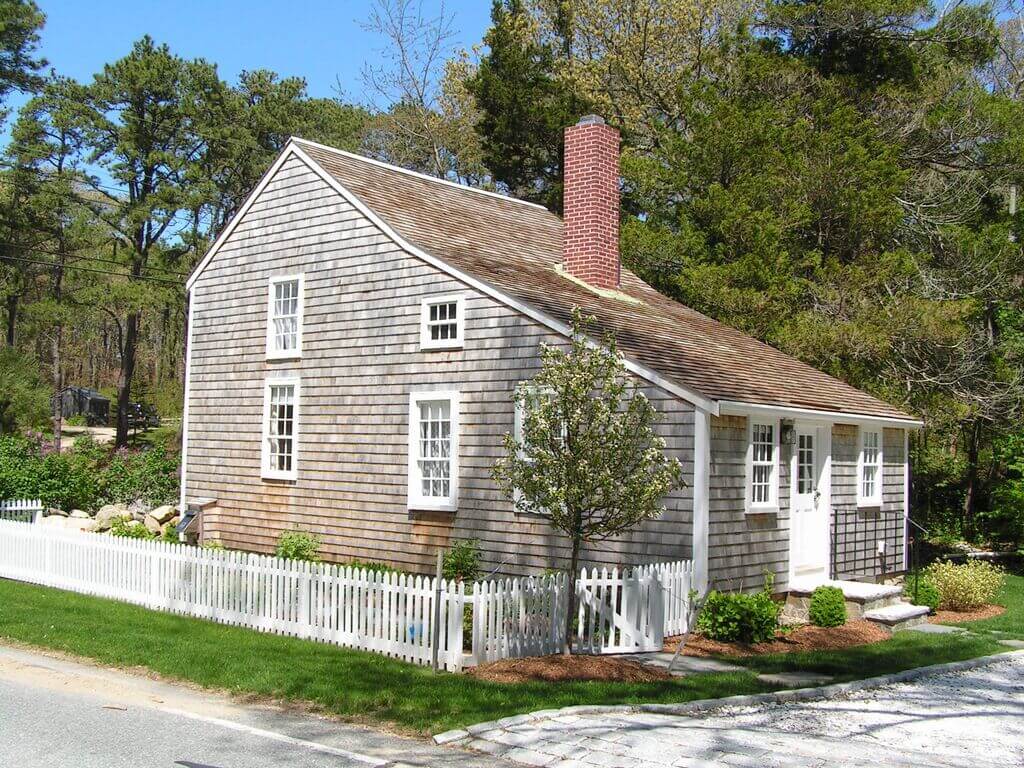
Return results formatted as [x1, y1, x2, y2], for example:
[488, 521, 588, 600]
[420, 295, 464, 350]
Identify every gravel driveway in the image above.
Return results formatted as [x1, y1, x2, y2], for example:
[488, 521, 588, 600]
[466, 653, 1024, 768]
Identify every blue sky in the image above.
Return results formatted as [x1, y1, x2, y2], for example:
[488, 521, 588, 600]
[23, 0, 492, 105]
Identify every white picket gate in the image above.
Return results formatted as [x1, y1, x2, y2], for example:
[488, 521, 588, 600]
[0, 499, 43, 523]
[0, 519, 467, 671]
[469, 559, 694, 663]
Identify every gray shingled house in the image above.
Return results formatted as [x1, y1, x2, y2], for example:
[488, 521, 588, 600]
[180, 116, 921, 599]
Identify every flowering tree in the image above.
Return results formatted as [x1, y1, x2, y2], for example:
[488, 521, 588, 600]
[492, 309, 684, 652]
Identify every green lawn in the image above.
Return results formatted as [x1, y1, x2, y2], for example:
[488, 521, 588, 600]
[0, 576, 1013, 735]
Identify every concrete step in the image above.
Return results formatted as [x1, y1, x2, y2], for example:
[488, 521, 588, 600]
[864, 603, 930, 632]
[787, 579, 905, 620]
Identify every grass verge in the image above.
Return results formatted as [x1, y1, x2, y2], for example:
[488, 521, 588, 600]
[0, 578, 768, 734]
[0, 577, 1012, 734]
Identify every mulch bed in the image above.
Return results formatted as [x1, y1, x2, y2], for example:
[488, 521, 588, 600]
[931, 604, 1005, 624]
[665, 620, 891, 658]
[467, 654, 672, 684]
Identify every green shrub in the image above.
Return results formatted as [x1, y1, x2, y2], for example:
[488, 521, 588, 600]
[0, 434, 179, 512]
[808, 586, 847, 627]
[925, 559, 1005, 611]
[110, 518, 156, 540]
[697, 581, 780, 643]
[0, 348, 49, 433]
[442, 539, 481, 582]
[907, 574, 940, 612]
[347, 558, 397, 574]
[275, 530, 320, 562]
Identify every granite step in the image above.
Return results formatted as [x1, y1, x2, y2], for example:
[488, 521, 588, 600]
[786, 579, 905, 621]
[864, 602, 931, 631]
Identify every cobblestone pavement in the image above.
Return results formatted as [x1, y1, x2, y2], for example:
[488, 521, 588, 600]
[464, 654, 1024, 768]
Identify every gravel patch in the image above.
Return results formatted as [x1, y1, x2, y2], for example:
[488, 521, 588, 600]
[462, 653, 1024, 767]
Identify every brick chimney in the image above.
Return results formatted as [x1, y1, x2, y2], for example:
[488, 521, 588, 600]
[562, 115, 620, 289]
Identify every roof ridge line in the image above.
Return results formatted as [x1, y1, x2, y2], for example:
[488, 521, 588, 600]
[288, 136, 553, 213]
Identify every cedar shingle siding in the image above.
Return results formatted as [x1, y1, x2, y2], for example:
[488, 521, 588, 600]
[186, 154, 695, 576]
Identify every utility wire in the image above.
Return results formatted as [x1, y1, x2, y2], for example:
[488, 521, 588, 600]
[1, 254, 183, 286]
[0, 238, 190, 277]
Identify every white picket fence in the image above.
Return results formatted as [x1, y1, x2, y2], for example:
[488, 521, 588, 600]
[0, 519, 467, 671]
[0, 499, 43, 523]
[0, 518, 693, 670]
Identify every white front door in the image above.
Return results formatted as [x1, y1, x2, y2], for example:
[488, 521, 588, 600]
[790, 425, 830, 582]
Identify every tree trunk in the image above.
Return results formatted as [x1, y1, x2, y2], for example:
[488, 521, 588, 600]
[5, 293, 16, 346]
[962, 420, 981, 541]
[115, 310, 140, 448]
[563, 530, 582, 656]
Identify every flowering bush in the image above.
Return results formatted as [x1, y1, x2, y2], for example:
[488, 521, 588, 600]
[925, 560, 1005, 611]
[275, 530, 320, 562]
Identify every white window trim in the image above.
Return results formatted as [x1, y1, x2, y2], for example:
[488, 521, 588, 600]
[419, 294, 465, 351]
[512, 384, 559, 516]
[407, 389, 461, 512]
[857, 427, 884, 508]
[746, 418, 780, 513]
[266, 274, 304, 360]
[261, 377, 300, 482]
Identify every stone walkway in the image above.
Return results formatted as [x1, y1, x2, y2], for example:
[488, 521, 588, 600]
[461, 653, 1024, 768]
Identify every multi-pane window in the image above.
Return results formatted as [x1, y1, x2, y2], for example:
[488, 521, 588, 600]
[267, 275, 303, 358]
[797, 433, 816, 495]
[262, 380, 298, 480]
[750, 422, 777, 508]
[418, 400, 451, 498]
[420, 295, 464, 350]
[408, 391, 460, 510]
[859, 429, 882, 505]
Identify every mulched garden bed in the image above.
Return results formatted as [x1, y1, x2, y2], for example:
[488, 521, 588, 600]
[931, 604, 1006, 624]
[467, 654, 672, 684]
[664, 620, 891, 657]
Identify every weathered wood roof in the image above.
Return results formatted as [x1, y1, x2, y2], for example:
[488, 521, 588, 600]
[295, 139, 915, 421]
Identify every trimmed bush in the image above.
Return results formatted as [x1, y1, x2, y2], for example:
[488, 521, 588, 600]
[925, 559, 1005, 611]
[275, 530, 320, 562]
[697, 587, 780, 643]
[907, 574, 941, 612]
[808, 585, 847, 627]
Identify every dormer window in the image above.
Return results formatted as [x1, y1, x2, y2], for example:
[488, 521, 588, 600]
[420, 294, 464, 350]
[266, 275, 303, 359]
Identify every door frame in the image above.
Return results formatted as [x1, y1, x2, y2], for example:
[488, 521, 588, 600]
[788, 420, 833, 584]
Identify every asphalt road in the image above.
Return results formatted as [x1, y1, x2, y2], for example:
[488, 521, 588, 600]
[0, 645, 506, 768]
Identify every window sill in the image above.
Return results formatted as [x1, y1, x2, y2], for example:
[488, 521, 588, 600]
[266, 352, 302, 362]
[746, 505, 780, 516]
[408, 501, 458, 514]
[261, 472, 297, 483]
[857, 501, 883, 511]
[419, 342, 463, 352]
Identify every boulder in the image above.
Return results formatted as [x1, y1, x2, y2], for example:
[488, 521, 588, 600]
[144, 514, 162, 534]
[63, 517, 92, 532]
[150, 504, 177, 525]
[40, 514, 67, 527]
[131, 511, 147, 523]
[69, 509, 91, 519]
[95, 504, 130, 530]
[45, 508, 68, 518]
[124, 519, 143, 530]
